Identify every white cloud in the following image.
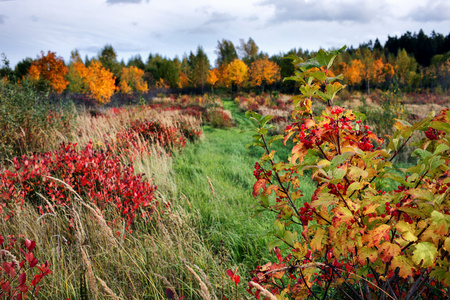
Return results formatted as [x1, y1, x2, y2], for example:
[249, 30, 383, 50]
[0, 0, 449, 67]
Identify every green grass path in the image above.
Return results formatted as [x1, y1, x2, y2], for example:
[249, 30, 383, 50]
[172, 99, 315, 274]
[172, 99, 273, 269]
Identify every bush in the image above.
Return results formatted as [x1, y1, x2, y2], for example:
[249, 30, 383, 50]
[0, 81, 76, 160]
[245, 47, 450, 299]
[207, 109, 233, 128]
[0, 142, 157, 230]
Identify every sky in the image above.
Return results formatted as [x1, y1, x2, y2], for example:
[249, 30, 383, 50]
[1, 0, 450, 67]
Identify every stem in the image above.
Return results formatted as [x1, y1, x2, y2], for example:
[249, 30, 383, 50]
[328, 264, 364, 300]
[315, 140, 330, 161]
[299, 267, 321, 300]
[260, 133, 301, 217]
[389, 134, 412, 163]
[401, 225, 429, 252]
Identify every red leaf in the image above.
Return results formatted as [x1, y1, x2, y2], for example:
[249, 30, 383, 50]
[252, 179, 267, 198]
[226, 269, 234, 278]
[25, 252, 34, 264]
[0, 234, 3, 245]
[165, 288, 175, 299]
[1, 281, 10, 292]
[18, 273, 26, 285]
[25, 239, 35, 252]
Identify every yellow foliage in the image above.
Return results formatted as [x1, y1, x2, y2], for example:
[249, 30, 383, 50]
[343, 59, 364, 86]
[226, 59, 248, 87]
[207, 68, 220, 86]
[119, 66, 148, 94]
[74, 60, 117, 104]
[249, 58, 281, 87]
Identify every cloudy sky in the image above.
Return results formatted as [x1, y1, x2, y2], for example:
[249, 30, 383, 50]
[1, 0, 450, 67]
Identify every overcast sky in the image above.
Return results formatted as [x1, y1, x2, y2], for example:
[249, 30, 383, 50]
[1, 0, 450, 67]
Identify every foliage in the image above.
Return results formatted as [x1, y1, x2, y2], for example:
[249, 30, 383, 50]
[74, 60, 117, 104]
[119, 65, 148, 94]
[0, 81, 75, 159]
[117, 120, 187, 153]
[216, 39, 238, 67]
[207, 109, 233, 128]
[246, 47, 450, 299]
[0, 235, 52, 299]
[27, 51, 68, 93]
[226, 59, 248, 89]
[249, 58, 281, 93]
[0, 142, 157, 230]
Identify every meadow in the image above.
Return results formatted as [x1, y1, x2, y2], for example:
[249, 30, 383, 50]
[1, 49, 450, 299]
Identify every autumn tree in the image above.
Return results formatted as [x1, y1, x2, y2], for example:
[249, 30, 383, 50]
[395, 49, 419, 88]
[119, 66, 148, 94]
[74, 59, 117, 104]
[343, 59, 364, 88]
[215, 39, 238, 67]
[226, 59, 248, 95]
[207, 68, 220, 93]
[27, 51, 69, 93]
[249, 57, 281, 93]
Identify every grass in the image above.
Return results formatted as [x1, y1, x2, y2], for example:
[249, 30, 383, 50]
[171, 98, 316, 276]
[0, 95, 318, 299]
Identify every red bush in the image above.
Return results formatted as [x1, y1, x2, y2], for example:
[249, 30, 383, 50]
[0, 142, 157, 230]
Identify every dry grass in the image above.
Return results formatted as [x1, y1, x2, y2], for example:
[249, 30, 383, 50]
[0, 105, 233, 299]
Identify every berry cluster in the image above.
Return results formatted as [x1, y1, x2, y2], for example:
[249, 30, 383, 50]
[424, 127, 442, 140]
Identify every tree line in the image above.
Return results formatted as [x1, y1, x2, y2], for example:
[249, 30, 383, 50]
[0, 29, 449, 104]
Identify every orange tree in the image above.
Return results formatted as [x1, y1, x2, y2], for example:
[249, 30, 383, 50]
[74, 60, 117, 104]
[249, 57, 281, 93]
[245, 46, 450, 299]
[27, 51, 68, 93]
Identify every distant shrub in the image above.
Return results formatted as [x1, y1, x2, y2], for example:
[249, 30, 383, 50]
[0, 81, 76, 159]
[207, 109, 233, 128]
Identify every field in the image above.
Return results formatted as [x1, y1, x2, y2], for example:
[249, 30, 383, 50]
[1, 49, 450, 300]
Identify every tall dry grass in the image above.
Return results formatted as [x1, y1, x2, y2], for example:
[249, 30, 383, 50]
[1, 105, 235, 299]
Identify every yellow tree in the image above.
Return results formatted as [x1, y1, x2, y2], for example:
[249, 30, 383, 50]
[119, 66, 148, 94]
[28, 51, 68, 93]
[249, 58, 280, 93]
[74, 60, 117, 104]
[226, 59, 248, 94]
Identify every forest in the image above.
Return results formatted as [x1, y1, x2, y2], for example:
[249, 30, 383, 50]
[0, 29, 450, 104]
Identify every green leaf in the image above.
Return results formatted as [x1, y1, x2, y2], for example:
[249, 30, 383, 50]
[412, 149, 432, 160]
[430, 121, 450, 133]
[283, 230, 298, 247]
[245, 142, 264, 148]
[309, 71, 327, 82]
[433, 143, 449, 155]
[274, 219, 285, 238]
[267, 239, 283, 251]
[330, 152, 354, 169]
[430, 267, 450, 286]
[260, 115, 274, 127]
[412, 242, 437, 268]
[268, 135, 283, 146]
